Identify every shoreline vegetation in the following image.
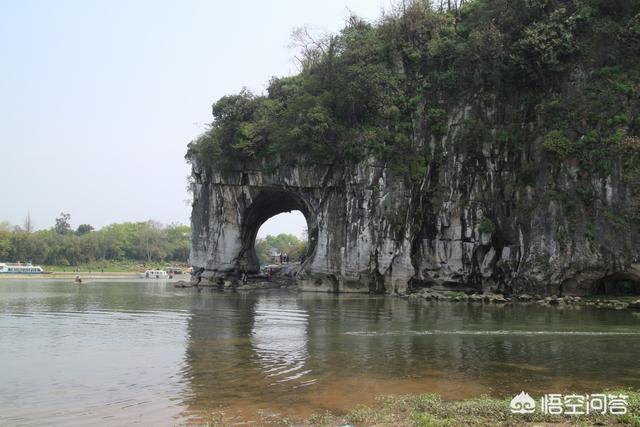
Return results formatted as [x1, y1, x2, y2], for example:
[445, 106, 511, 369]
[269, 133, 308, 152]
[203, 390, 640, 426]
[0, 261, 191, 280]
[42, 260, 188, 273]
[0, 215, 190, 268]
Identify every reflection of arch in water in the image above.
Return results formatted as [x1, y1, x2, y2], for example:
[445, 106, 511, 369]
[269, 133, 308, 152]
[179, 292, 640, 422]
[180, 292, 317, 420]
[250, 300, 312, 386]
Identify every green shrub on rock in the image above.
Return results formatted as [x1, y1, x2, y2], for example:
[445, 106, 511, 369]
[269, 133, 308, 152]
[543, 130, 573, 158]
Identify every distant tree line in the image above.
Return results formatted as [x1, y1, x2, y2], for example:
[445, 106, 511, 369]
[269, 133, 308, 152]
[0, 212, 190, 266]
[254, 234, 307, 265]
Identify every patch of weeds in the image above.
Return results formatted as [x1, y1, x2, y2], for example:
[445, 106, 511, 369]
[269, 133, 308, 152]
[447, 291, 466, 298]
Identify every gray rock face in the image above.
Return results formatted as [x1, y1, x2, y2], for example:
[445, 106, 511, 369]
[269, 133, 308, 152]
[188, 102, 640, 296]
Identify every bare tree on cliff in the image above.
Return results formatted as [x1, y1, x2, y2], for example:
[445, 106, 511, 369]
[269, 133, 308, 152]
[289, 26, 333, 71]
[23, 212, 34, 233]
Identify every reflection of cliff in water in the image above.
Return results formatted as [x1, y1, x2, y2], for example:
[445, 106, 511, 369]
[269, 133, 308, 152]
[180, 291, 640, 420]
[179, 290, 258, 407]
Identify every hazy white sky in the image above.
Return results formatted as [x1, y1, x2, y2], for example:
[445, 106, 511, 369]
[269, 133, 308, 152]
[0, 0, 386, 237]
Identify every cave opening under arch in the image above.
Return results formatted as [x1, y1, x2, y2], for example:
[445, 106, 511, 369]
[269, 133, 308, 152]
[236, 188, 317, 274]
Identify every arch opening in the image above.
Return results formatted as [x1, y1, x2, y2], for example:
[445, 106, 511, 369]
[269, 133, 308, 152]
[237, 189, 317, 274]
[256, 211, 308, 265]
[591, 273, 640, 296]
[561, 271, 640, 296]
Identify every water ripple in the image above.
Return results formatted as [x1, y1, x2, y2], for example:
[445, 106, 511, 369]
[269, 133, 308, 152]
[344, 330, 640, 336]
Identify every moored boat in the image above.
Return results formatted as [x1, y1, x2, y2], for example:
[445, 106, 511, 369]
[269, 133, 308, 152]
[138, 269, 169, 279]
[0, 262, 48, 274]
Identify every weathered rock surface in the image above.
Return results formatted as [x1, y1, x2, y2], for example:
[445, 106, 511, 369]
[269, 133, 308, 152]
[629, 300, 640, 310]
[188, 101, 640, 296]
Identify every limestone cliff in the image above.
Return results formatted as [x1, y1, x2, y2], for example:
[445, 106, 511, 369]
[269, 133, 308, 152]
[188, 98, 640, 295]
[187, 1, 640, 295]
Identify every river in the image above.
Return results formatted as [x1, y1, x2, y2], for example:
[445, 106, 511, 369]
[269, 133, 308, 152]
[1, 279, 640, 425]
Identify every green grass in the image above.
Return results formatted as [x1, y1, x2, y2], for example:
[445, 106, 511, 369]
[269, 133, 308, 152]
[299, 389, 640, 427]
[202, 390, 640, 426]
[446, 291, 466, 298]
[42, 260, 188, 273]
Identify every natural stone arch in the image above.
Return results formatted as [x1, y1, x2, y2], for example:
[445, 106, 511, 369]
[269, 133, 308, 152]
[558, 269, 640, 296]
[189, 161, 416, 293]
[593, 272, 640, 295]
[236, 188, 317, 274]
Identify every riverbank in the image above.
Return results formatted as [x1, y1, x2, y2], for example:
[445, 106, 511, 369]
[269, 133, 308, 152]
[406, 289, 640, 312]
[0, 271, 137, 280]
[203, 390, 640, 426]
[0, 261, 191, 280]
[0, 272, 191, 281]
[180, 277, 640, 312]
[42, 260, 189, 273]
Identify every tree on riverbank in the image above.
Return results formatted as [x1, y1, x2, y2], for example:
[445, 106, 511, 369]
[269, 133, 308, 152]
[0, 218, 190, 266]
[255, 233, 307, 264]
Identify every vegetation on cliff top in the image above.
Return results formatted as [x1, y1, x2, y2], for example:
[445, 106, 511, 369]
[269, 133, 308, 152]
[188, 0, 639, 185]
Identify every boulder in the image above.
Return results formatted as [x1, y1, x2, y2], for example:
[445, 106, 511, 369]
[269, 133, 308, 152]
[628, 300, 640, 309]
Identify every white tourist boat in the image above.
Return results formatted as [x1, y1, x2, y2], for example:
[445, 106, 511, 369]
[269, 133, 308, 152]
[0, 262, 47, 274]
[138, 269, 169, 279]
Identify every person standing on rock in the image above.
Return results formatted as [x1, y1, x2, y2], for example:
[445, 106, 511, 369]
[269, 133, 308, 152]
[241, 271, 248, 284]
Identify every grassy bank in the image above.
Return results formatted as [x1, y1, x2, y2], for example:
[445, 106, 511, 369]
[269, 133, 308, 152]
[42, 260, 188, 273]
[308, 391, 640, 427]
[204, 390, 640, 426]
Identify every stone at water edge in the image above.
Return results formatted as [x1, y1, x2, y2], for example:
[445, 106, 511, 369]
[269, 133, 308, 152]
[628, 300, 640, 309]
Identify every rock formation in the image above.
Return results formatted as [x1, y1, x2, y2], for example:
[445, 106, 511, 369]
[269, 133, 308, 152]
[188, 99, 640, 295]
[187, 2, 640, 296]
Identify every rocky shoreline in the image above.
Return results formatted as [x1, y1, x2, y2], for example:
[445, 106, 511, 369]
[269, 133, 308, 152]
[406, 288, 640, 311]
[175, 276, 640, 311]
[175, 278, 297, 291]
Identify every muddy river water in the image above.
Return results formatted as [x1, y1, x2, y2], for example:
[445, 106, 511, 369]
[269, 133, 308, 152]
[1, 279, 640, 425]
